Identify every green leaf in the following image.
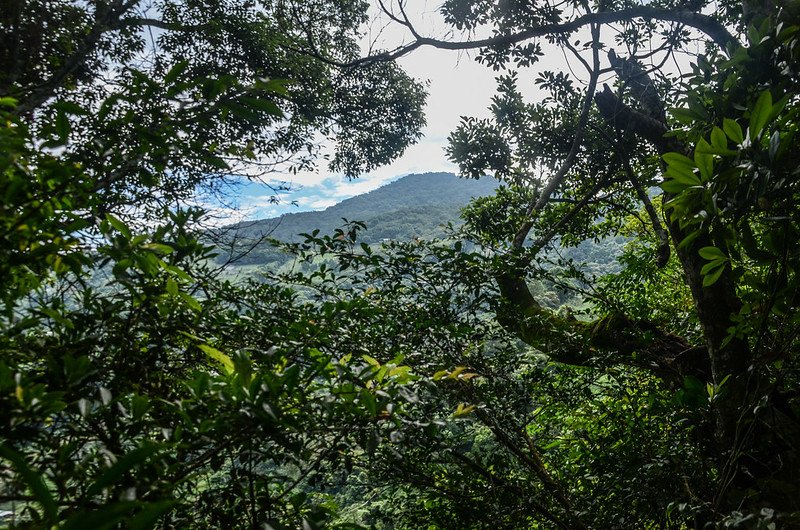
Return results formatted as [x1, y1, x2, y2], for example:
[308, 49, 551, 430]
[55, 101, 88, 116]
[240, 96, 283, 117]
[694, 139, 714, 182]
[86, 445, 161, 498]
[453, 403, 476, 418]
[142, 242, 174, 255]
[106, 213, 132, 239]
[749, 90, 773, 139]
[699, 246, 727, 261]
[0, 445, 58, 521]
[711, 126, 727, 149]
[703, 264, 726, 286]
[359, 388, 377, 416]
[663, 152, 695, 172]
[660, 179, 689, 193]
[769, 93, 789, 123]
[253, 77, 290, 96]
[769, 130, 780, 161]
[199, 344, 235, 375]
[665, 165, 701, 186]
[701, 260, 724, 275]
[164, 60, 189, 85]
[668, 107, 700, 124]
[55, 110, 70, 141]
[362, 354, 381, 367]
[166, 278, 178, 296]
[694, 142, 737, 156]
[677, 230, 701, 250]
[723, 118, 744, 144]
[179, 292, 202, 311]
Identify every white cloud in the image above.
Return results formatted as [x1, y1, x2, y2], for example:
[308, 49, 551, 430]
[309, 197, 339, 209]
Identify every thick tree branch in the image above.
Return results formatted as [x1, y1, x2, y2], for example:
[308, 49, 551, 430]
[490, 24, 710, 384]
[494, 272, 710, 382]
[529, 175, 611, 253]
[593, 84, 752, 446]
[118, 17, 212, 32]
[473, 409, 588, 530]
[345, 7, 735, 67]
[14, 1, 139, 115]
[593, 84, 680, 153]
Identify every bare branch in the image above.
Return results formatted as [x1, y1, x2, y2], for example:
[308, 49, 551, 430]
[119, 17, 211, 32]
[343, 7, 735, 68]
[511, 21, 602, 249]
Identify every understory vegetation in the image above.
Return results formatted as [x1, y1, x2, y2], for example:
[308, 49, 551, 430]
[2, 0, 800, 528]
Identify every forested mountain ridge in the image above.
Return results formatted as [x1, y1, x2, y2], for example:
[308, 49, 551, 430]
[221, 172, 500, 265]
[236, 172, 497, 240]
[219, 172, 623, 277]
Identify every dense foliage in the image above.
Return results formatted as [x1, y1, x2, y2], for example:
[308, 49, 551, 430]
[3, 0, 800, 528]
[1, 1, 425, 527]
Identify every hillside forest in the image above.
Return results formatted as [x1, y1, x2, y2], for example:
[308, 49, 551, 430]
[2, 0, 800, 528]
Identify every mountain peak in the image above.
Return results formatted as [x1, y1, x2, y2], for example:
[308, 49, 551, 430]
[228, 172, 498, 264]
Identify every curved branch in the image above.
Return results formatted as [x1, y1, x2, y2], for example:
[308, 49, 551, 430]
[591, 122, 671, 267]
[623, 156, 671, 267]
[347, 7, 735, 67]
[494, 272, 710, 382]
[512, 22, 602, 249]
[529, 173, 611, 253]
[488, 21, 709, 384]
[15, 1, 138, 115]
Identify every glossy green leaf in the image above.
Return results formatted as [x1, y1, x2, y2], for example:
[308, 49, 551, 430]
[711, 126, 727, 149]
[703, 263, 726, 286]
[198, 344, 235, 375]
[106, 214, 132, 239]
[694, 139, 714, 182]
[723, 118, 744, 144]
[663, 152, 695, 172]
[699, 246, 727, 261]
[749, 90, 773, 139]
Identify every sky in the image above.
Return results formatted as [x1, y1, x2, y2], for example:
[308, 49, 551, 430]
[216, 2, 660, 223]
[215, 5, 505, 222]
[200, 3, 708, 225]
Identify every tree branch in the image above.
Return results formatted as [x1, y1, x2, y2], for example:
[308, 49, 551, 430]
[15, 1, 139, 115]
[494, 272, 710, 382]
[118, 17, 212, 32]
[512, 21, 602, 249]
[344, 7, 735, 67]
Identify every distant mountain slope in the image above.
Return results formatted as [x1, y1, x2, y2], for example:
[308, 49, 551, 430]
[230, 172, 498, 258]
[218, 171, 624, 277]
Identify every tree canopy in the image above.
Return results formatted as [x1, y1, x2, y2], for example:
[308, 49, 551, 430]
[2, 0, 800, 528]
[300, 0, 800, 526]
[1, 1, 425, 527]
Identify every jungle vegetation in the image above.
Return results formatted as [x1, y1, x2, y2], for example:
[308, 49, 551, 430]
[2, 0, 800, 528]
